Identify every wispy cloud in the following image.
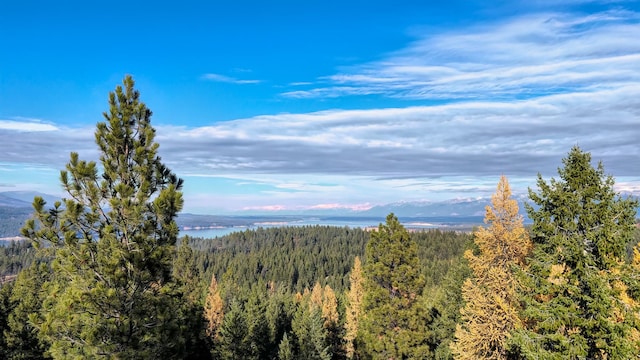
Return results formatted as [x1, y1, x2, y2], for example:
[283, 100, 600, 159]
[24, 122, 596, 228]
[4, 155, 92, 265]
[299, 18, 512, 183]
[201, 73, 261, 84]
[309, 203, 373, 211]
[282, 10, 640, 100]
[0, 118, 58, 132]
[4, 82, 639, 183]
[241, 205, 288, 212]
[151, 84, 640, 181]
[240, 202, 373, 212]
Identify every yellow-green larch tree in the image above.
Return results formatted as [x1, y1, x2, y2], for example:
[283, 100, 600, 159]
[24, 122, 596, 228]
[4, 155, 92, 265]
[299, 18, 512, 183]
[344, 256, 364, 359]
[322, 285, 339, 328]
[451, 175, 531, 360]
[204, 273, 224, 341]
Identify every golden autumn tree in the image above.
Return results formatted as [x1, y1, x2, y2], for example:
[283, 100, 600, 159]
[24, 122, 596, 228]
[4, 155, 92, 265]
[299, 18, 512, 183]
[322, 284, 344, 359]
[344, 256, 364, 359]
[610, 244, 640, 353]
[322, 285, 339, 328]
[308, 282, 340, 331]
[451, 175, 531, 360]
[311, 282, 324, 309]
[204, 274, 224, 340]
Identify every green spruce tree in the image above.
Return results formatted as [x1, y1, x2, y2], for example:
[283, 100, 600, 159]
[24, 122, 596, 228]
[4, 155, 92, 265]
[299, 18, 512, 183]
[265, 285, 295, 357]
[359, 213, 433, 359]
[509, 146, 639, 359]
[174, 236, 204, 305]
[21, 75, 186, 358]
[245, 290, 271, 360]
[291, 303, 331, 360]
[278, 332, 295, 360]
[174, 237, 212, 359]
[218, 300, 251, 360]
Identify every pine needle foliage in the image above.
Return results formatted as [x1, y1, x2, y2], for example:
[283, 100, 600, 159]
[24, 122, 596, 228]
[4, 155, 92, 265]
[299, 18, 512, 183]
[21, 75, 186, 359]
[359, 213, 434, 359]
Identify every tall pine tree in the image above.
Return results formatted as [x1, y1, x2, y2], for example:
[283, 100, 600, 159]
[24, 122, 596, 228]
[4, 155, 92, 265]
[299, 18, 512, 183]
[509, 146, 639, 359]
[173, 237, 212, 359]
[359, 213, 433, 359]
[21, 75, 186, 358]
[451, 175, 531, 360]
[291, 302, 332, 360]
[218, 301, 251, 360]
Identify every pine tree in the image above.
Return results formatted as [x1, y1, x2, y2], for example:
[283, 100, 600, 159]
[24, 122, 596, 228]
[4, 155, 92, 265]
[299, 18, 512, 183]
[265, 285, 295, 358]
[174, 236, 203, 305]
[344, 256, 364, 359]
[174, 237, 212, 359]
[278, 332, 295, 360]
[218, 300, 250, 360]
[291, 303, 331, 360]
[0, 282, 11, 358]
[359, 213, 432, 359]
[430, 257, 472, 359]
[4, 262, 51, 360]
[509, 146, 639, 359]
[451, 175, 531, 360]
[245, 290, 271, 360]
[21, 75, 186, 358]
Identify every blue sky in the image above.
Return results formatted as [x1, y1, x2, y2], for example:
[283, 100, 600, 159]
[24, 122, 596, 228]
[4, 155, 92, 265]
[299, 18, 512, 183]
[1, 0, 639, 214]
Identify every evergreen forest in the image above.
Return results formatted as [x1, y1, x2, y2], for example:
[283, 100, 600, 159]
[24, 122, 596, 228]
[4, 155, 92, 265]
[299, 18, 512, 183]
[0, 76, 639, 359]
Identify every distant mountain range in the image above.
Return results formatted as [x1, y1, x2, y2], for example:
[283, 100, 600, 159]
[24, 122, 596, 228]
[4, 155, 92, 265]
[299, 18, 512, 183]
[0, 191, 61, 208]
[361, 198, 504, 218]
[234, 195, 531, 218]
[1, 191, 635, 239]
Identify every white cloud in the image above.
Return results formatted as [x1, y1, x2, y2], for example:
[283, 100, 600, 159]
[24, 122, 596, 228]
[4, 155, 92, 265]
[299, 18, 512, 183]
[201, 73, 261, 84]
[241, 204, 288, 212]
[309, 203, 373, 211]
[282, 10, 640, 100]
[238, 202, 373, 212]
[0, 119, 58, 132]
[147, 82, 640, 182]
[3, 80, 638, 202]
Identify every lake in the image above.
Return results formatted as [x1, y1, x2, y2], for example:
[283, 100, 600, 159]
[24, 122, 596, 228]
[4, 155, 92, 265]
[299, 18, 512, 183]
[179, 216, 481, 239]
